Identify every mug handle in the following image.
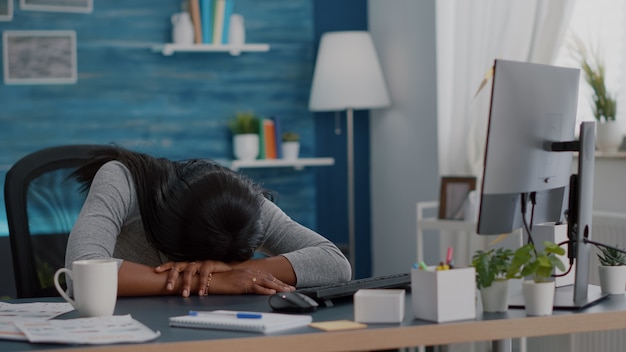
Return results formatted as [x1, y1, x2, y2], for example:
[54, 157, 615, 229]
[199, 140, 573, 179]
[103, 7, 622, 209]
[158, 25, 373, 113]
[54, 268, 76, 308]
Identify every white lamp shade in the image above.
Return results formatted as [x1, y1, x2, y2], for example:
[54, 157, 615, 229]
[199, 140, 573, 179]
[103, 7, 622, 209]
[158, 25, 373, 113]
[309, 31, 390, 112]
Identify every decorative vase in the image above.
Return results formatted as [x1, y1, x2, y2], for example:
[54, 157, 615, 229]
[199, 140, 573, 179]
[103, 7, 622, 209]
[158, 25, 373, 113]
[596, 120, 623, 154]
[522, 280, 555, 316]
[598, 265, 626, 295]
[228, 14, 245, 55]
[480, 279, 509, 313]
[281, 141, 300, 160]
[233, 134, 259, 161]
[171, 12, 194, 44]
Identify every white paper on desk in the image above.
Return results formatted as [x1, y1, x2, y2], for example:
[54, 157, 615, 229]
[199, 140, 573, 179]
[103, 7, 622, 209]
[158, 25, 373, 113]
[0, 302, 74, 341]
[15, 314, 161, 345]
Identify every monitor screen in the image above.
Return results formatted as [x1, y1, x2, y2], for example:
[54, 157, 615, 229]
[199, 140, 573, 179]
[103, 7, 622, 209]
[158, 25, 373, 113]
[476, 59, 607, 308]
[477, 59, 579, 235]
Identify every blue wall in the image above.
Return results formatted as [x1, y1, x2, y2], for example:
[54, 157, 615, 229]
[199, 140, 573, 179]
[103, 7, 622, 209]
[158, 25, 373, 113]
[312, 0, 370, 279]
[0, 0, 371, 297]
[0, 0, 320, 230]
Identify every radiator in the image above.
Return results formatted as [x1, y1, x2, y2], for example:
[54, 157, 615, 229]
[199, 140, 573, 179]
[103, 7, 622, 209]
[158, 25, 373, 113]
[527, 211, 626, 352]
[588, 211, 626, 285]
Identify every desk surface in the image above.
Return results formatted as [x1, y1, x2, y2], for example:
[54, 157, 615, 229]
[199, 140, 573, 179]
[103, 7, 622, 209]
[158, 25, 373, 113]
[3, 292, 626, 352]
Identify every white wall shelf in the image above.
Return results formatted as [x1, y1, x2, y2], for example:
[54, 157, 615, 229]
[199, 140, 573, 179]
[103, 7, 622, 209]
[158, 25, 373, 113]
[230, 157, 334, 171]
[152, 43, 270, 56]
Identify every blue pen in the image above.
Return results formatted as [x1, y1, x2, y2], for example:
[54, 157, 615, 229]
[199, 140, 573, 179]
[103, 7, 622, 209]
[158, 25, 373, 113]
[188, 310, 262, 319]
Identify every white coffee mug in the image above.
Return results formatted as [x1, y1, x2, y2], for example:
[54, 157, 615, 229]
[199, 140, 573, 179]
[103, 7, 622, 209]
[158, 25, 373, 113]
[54, 259, 118, 317]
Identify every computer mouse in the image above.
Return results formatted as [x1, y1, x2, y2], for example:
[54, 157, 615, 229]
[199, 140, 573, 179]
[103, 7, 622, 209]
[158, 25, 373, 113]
[268, 291, 319, 313]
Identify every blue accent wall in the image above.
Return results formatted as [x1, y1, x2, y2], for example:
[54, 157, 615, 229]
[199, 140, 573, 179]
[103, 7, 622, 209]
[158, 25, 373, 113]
[0, 0, 370, 297]
[312, 0, 370, 279]
[0, 0, 319, 230]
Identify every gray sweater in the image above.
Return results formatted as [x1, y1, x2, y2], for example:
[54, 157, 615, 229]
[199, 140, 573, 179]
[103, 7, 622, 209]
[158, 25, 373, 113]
[65, 161, 351, 288]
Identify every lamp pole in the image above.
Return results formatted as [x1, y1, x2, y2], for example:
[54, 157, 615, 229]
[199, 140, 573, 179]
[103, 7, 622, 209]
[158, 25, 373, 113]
[346, 107, 355, 279]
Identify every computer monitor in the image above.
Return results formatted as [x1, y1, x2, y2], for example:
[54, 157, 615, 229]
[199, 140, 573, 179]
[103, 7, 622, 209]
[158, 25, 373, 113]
[476, 59, 606, 309]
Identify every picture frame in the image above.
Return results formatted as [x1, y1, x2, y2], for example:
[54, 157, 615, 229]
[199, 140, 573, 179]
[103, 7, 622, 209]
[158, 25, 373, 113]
[438, 176, 477, 220]
[3, 30, 77, 85]
[20, 0, 92, 13]
[0, 0, 13, 21]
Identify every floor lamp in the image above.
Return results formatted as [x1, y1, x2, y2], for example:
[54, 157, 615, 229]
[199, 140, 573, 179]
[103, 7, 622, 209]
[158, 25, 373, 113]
[309, 31, 390, 277]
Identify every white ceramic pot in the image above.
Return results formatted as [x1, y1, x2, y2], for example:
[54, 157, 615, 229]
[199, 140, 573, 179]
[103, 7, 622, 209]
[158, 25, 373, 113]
[480, 279, 509, 313]
[233, 134, 259, 161]
[596, 120, 623, 154]
[171, 12, 194, 44]
[281, 141, 300, 160]
[598, 265, 626, 295]
[522, 280, 555, 316]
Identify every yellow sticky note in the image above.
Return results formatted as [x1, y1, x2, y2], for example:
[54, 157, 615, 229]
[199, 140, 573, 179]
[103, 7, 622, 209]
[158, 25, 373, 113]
[309, 320, 367, 331]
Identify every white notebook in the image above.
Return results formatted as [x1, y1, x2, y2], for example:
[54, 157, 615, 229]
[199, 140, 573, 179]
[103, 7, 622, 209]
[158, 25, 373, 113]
[169, 310, 312, 334]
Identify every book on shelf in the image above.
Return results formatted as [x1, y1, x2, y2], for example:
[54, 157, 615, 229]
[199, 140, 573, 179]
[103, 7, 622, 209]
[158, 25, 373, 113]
[193, 0, 235, 45]
[222, 0, 235, 44]
[212, 0, 225, 44]
[271, 115, 283, 159]
[188, 0, 203, 44]
[258, 118, 266, 159]
[263, 119, 277, 159]
[199, 0, 214, 44]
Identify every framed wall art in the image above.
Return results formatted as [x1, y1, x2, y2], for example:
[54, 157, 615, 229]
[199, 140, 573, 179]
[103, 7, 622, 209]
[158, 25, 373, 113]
[0, 0, 13, 21]
[438, 176, 477, 220]
[20, 0, 92, 13]
[3, 30, 77, 85]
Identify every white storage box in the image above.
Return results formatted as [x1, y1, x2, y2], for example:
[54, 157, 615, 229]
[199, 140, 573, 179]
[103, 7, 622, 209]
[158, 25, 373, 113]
[533, 222, 574, 287]
[354, 289, 405, 323]
[411, 267, 476, 323]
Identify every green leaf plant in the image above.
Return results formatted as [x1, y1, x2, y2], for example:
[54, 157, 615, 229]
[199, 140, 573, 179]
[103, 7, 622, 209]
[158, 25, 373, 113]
[471, 248, 514, 290]
[597, 245, 626, 267]
[569, 35, 617, 122]
[506, 241, 566, 283]
[229, 112, 260, 135]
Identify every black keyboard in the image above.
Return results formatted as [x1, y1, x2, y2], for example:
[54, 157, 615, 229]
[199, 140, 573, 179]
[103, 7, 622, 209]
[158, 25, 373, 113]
[296, 272, 411, 305]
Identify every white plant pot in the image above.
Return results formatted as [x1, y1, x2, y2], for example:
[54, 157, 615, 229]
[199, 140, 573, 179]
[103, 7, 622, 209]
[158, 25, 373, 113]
[598, 265, 626, 295]
[522, 280, 555, 316]
[480, 279, 509, 313]
[281, 141, 300, 160]
[596, 120, 623, 154]
[233, 134, 259, 161]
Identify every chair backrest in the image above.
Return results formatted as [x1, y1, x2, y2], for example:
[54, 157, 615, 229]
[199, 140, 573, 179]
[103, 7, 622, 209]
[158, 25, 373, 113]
[4, 145, 101, 298]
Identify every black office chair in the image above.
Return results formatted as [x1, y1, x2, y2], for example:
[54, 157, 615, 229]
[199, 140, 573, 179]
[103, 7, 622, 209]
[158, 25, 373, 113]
[4, 145, 101, 298]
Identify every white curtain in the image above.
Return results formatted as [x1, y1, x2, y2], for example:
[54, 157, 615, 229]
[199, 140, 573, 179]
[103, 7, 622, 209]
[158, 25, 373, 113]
[435, 0, 576, 263]
[435, 2, 576, 351]
[437, 0, 576, 178]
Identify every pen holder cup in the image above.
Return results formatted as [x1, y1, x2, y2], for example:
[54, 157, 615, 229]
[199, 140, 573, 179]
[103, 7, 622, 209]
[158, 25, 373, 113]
[411, 266, 476, 323]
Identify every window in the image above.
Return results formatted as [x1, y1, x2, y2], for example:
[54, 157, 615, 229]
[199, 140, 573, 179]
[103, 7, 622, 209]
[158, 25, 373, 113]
[554, 0, 626, 125]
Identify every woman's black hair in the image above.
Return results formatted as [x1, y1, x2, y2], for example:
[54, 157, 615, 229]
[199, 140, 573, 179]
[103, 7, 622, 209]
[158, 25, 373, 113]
[71, 145, 269, 262]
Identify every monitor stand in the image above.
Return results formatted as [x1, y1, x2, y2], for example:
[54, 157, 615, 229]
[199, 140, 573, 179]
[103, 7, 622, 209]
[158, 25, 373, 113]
[508, 284, 608, 310]
[508, 122, 609, 311]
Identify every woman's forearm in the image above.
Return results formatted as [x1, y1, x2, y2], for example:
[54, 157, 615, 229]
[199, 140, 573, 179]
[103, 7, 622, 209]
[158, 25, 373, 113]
[117, 261, 200, 296]
[230, 255, 297, 286]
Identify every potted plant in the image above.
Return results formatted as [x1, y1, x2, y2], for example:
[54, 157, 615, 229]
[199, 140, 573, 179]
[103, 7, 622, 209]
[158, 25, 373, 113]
[281, 131, 300, 160]
[229, 112, 260, 161]
[471, 247, 514, 312]
[506, 241, 566, 316]
[571, 36, 621, 153]
[596, 244, 626, 295]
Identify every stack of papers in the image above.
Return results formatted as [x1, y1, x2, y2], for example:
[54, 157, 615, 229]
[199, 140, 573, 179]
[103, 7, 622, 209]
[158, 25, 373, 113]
[0, 302, 74, 341]
[0, 302, 160, 344]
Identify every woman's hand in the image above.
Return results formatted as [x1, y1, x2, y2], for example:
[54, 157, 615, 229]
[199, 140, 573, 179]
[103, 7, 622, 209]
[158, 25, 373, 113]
[155, 260, 231, 297]
[208, 268, 295, 295]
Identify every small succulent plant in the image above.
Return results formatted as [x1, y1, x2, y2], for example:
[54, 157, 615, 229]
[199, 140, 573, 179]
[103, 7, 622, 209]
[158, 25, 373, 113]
[597, 245, 626, 266]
